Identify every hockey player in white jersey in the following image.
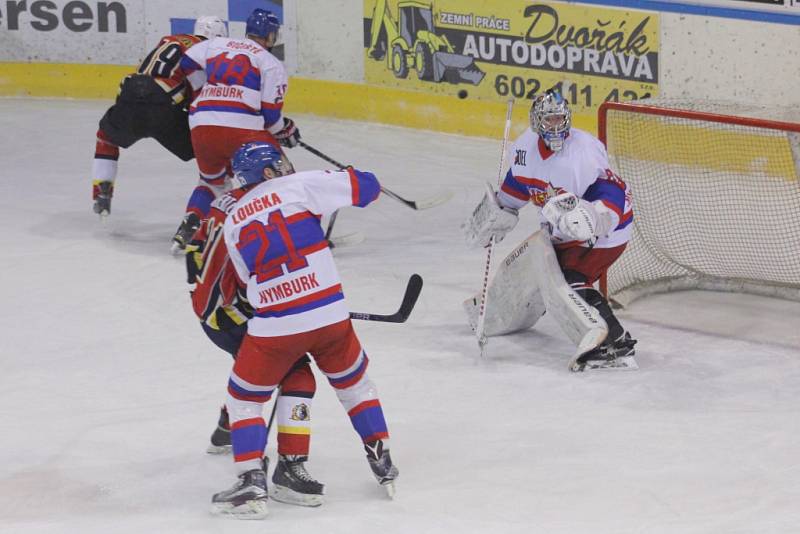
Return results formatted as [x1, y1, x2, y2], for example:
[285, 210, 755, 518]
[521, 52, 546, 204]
[210, 142, 398, 519]
[463, 89, 636, 369]
[172, 8, 301, 250]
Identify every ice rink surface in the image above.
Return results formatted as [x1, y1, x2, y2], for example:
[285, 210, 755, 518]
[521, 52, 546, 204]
[1, 99, 798, 534]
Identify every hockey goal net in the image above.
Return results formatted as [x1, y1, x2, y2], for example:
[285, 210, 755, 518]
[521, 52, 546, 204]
[599, 99, 800, 305]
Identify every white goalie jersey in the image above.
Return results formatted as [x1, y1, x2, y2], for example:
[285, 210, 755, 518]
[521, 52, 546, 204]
[498, 127, 633, 249]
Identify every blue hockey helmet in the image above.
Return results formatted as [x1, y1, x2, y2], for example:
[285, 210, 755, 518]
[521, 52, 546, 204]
[245, 9, 281, 43]
[530, 89, 572, 152]
[230, 142, 293, 189]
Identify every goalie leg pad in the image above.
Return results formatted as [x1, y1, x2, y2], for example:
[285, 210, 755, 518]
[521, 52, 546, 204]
[563, 270, 625, 341]
[463, 232, 547, 337]
[528, 230, 609, 362]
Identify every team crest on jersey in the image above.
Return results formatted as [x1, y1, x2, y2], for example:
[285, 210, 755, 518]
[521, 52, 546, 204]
[291, 403, 310, 421]
[530, 183, 565, 207]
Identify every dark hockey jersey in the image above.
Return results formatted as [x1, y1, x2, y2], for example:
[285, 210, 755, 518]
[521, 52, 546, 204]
[137, 34, 205, 106]
[187, 188, 253, 331]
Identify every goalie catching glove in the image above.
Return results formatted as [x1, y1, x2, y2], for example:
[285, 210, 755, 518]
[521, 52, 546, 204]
[542, 192, 615, 245]
[462, 182, 519, 248]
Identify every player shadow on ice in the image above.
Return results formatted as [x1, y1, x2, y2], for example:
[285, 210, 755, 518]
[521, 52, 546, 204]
[429, 317, 570, 370]
[30, 211, 177, 257]
[102, 221, 179, 257]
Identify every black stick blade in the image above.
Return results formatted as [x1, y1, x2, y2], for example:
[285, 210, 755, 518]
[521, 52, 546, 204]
[397, 273, 423, 321]
[349, 274, 423, 323]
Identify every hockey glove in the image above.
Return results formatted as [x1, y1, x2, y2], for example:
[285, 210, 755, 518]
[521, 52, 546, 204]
[92, 180, 114, 216]
[172, 212, 202, 252]
[542, 193, 615, 245]
[275, 117, 301, 148]
[462, 182, 519, 248]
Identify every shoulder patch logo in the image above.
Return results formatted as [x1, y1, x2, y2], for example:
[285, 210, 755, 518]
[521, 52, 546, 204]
[514, 149, 527, 166]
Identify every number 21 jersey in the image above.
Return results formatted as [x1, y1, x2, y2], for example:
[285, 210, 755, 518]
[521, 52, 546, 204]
[223, 168, 381, 337]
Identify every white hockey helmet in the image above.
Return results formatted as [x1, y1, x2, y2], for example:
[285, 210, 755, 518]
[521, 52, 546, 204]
[530, 89, 571, 152]
[194, 15, 227, 39]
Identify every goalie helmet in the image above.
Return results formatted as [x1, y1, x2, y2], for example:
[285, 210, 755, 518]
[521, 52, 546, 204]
[230, 142, 293, 189]
[530, 89, 571, 152]
[246, 8, 281, 46]
[193, 15, 227, 39]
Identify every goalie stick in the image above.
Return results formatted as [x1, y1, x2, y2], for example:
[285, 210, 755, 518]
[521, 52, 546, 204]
[475, 98, 515, 357]
[349, 274, 423, 323]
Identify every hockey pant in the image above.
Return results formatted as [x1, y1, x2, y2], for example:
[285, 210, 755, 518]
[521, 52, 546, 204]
[225, 319, 390, 474]
[556, 243, 627, 340]
[94, 74, 193, 185]
[202, 322, 317, 458]
[186, 126, 282, 219]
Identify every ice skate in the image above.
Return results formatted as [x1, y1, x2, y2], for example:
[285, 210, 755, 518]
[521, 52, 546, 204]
[210, 467, 269, 519]
[171, 212, 201, 253]
[206, 406, 231, 454]
[570, 331, 638, 372]
[364, 440, 398, 498]
[92, 180, 113, 218]
[270, 455, 325, 507]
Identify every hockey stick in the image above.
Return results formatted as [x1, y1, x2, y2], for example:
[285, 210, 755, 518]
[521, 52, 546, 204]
[298, 140, 452, 211]
[349, 274, 423, 323]
[475, 98, 515, 357]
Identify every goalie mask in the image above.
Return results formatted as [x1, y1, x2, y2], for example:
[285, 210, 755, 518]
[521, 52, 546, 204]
[230, 142, 294, 189]
[530, 89, 571, 152]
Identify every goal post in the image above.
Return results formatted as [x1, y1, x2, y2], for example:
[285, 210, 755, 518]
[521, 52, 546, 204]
[598, 99, 800, 306]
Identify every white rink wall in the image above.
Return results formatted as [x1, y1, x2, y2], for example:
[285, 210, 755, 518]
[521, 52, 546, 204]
[1, 0, 798, 105]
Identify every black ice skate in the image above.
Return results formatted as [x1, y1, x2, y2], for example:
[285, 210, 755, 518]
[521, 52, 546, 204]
[206, 406, 231, 454]
[210, 467, 269, 519]
[93, 180, 113, 217]
[171, 212, 201, 253]
[570, 331, 638, 372]
[270, 455, 325, 507]
[364, 440, 398, 498]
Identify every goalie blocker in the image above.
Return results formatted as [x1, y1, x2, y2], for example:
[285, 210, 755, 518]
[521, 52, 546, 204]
[464, 229, 637, 372]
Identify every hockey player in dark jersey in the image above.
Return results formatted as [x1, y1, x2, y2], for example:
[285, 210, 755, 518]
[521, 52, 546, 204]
[185, 177, 325, 507]
[91, 16, 228, 219]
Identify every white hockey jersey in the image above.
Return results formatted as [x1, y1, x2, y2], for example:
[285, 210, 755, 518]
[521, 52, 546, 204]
[180, 37, 288, 134]
[497, 127, 633, 249]
[223, 168, 381, 337]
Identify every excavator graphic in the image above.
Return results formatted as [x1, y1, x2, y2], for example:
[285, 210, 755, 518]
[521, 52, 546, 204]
[367, 0, 485, 85]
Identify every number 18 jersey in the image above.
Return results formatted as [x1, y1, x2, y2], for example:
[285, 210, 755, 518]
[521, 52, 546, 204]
[223, 168, 381, 337]
[181, 37, 289, 133]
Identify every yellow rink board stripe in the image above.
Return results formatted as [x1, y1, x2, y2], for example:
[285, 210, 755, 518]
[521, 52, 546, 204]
[0, 62, 598, 137]
[607, 111, 797, 181]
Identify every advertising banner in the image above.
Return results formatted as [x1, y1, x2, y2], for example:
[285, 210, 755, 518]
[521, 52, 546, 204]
[363, 0, 660, 116]
[0, 0, 286, 64]
[692, 0, 799, 12]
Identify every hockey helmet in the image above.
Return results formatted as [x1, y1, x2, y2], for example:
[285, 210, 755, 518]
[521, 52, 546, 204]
[194, 15, 228, 39]
[230, 142, 293, 189]
[530, 89, 571, 152]
[246, 9, 281, 45]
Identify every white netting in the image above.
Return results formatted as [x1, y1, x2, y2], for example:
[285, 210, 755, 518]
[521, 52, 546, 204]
[602, 99, 800, 305]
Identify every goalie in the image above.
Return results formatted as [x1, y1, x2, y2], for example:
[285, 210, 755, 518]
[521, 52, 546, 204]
[463, 90, 636, 369]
